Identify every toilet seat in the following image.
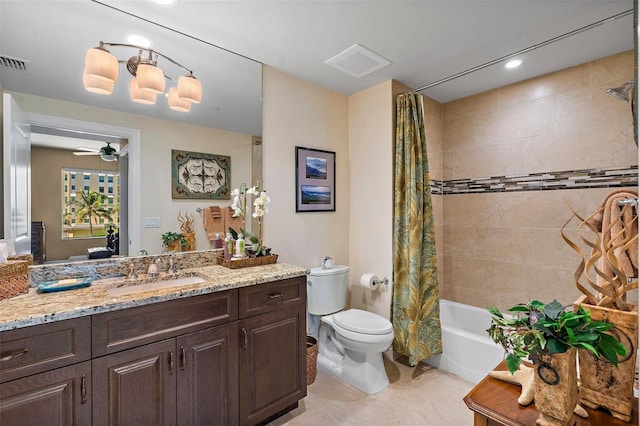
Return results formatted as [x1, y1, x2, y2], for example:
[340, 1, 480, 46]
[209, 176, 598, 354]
[333, 309, 393, 335]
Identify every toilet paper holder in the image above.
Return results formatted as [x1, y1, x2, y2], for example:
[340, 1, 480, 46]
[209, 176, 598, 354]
[374, 277, 389, 286]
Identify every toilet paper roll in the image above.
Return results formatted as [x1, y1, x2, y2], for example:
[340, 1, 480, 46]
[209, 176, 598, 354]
[360, 273, 379, 291]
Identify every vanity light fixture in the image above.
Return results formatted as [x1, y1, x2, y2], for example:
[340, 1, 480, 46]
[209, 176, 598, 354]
[83, 41, 202, 111]
[505, 59, 522, 69]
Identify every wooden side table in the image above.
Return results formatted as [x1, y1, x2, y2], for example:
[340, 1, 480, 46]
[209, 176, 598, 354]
[464, 361, 638, 426]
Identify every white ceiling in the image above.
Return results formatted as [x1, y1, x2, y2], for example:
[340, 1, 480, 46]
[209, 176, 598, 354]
[0, 0, 635, 147]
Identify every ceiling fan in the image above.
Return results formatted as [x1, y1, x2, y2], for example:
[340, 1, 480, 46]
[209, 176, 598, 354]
[73, 142, 119, 161]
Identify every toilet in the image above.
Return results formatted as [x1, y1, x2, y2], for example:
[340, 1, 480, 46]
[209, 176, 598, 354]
[307, 265, 394, 394]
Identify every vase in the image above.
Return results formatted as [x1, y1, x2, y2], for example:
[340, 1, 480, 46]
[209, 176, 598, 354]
[183, 232, 195, 251]
[533, 348, 578, 426]
[166, 241, 181, 252]
[575, 296, 638, 422]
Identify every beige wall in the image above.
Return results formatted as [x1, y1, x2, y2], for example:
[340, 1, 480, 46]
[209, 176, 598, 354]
[10, 92, 253, 255]
[347, 81, 395, 319]
[31, 146, 119, 260]
[261, 67, 349, 269]
[441, 51, 637, 311]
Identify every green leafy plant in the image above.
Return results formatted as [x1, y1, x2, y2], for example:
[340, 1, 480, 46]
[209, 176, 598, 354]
[161, 231, 188, 250]
[487, 300, 627, 374]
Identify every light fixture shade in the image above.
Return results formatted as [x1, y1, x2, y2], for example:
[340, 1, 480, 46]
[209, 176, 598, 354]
[136, 63, 165, 94]
[83, 69, 114, 95]
[177, 75, 202, 103]
[130, 78, 156, 104]
[100, 154, 117, 162]
[168, 87, 191, 112]
[85, 47, 119, 83]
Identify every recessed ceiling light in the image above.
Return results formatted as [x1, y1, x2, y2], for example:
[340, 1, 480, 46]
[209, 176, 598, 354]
[150, 0, 175, 5]
[505, 59, 522, 69]
[127, 34, 151, 48]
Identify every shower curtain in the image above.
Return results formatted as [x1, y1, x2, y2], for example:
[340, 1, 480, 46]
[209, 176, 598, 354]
[391, 93, 442, 366]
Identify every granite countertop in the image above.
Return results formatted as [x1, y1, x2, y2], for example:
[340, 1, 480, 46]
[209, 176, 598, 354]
[0, 263, 308, 332]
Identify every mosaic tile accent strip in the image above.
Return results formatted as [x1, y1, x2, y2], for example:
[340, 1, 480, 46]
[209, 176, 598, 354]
[430, 166, 638, 195]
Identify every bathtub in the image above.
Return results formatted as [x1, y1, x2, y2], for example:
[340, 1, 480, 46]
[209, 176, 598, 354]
[425, 299, 505, 384]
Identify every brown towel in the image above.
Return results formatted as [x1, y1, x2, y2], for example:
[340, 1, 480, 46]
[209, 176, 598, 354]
[601, 191, 638, 278]
[224, 206, 244, 235]
[589, 190, 638, 291]
[202, 206, 224, 241]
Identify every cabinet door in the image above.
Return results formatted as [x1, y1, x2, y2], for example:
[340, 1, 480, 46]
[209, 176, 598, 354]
[177, 323, 239, 426]
[0, 361, 91, 425]
[238, 304, 306, 426]
[92, 339, 176, 426]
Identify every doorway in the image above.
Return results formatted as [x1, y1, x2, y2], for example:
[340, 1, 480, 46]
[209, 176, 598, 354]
[19, 112, 140, 259]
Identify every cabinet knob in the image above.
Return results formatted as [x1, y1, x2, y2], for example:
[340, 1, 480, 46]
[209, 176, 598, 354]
[180, 346, 186, 370]
[242, 328, 248, 350]
[168, 350, 174, 375]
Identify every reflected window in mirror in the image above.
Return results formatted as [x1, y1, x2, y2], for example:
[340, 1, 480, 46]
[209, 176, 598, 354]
[62, 168, 120, 240]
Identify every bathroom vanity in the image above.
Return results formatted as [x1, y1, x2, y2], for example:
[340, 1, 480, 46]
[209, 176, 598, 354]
[0, 261, 308, 426]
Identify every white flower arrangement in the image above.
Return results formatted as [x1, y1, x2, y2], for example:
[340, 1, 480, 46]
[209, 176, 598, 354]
[229, 182, 271, 256]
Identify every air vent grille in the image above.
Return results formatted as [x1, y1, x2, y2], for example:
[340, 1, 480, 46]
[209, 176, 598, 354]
[0, 54, 29, 71]
[325, 44, 391, 79]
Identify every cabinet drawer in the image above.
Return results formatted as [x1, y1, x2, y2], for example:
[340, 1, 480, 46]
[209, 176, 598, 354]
[239, 276, 306, 318]
[93, 290, 238, 357]
[0, 316, 91, 383]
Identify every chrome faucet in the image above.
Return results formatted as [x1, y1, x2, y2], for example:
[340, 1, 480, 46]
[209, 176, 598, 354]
[138, 249, 148, 256]
[167, 255, 177, 275]
[147, 258, 158, 278]
[126, 263, 137, 281]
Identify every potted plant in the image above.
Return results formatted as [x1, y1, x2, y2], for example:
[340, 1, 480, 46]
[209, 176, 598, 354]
[161, 231, 187, 252]
[487, 300, 627, 426]
[561, 194, 638, 421]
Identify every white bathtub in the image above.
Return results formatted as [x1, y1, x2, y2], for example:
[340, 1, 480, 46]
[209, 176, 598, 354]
[425, 299, 505, 384]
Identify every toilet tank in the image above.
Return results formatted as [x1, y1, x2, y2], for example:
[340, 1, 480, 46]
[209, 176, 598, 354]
[307, 265, 349, 315]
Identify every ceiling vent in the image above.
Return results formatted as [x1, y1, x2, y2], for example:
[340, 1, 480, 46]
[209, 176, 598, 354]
[0, 54, 28, 71]
[325, 44, 391, 78]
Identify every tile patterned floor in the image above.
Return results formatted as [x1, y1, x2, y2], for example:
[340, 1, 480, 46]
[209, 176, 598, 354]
[270, 356, 475, 425]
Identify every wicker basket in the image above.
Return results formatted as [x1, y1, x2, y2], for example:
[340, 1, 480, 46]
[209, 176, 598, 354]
[0, 260, 29, 301]
[306, 336, 318, 385]
[217, 254, 278, 269]
[8, 254, 33, 265]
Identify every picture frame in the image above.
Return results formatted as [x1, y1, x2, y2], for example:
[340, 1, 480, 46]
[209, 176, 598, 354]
[171, 149, 231, 199]
[295, 146, 336, 212]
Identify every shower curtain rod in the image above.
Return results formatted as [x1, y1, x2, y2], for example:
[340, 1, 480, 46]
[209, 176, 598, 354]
[412, 9, 633, 93]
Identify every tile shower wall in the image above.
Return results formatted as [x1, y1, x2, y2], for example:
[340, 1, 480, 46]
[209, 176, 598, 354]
[440, 51, 637, 311]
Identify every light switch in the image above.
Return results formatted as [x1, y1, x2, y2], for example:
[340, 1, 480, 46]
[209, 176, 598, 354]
[144, 217, 161, 228]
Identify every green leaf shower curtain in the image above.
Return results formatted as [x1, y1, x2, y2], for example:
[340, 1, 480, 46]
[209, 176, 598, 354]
[392, 93, 442, 366]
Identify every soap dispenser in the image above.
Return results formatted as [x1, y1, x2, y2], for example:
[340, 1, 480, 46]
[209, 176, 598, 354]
[235, 234, 245, 258]
[224, 233, 233, 260]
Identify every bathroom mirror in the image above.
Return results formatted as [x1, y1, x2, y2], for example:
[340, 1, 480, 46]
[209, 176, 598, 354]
[1, 1, 262, 261]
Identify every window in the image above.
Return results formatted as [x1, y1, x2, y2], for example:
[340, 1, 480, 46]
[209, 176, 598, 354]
[62, 168, 120, 240]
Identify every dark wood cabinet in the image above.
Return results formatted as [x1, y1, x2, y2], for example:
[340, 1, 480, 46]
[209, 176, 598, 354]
[239, 304, 306, 426]
[0, 276, 306, 425]
[31, 221, 45, 264]
[177, 323, 239, 426]
[0, 361, 91, 425]
[92, 339, 176, 426]
[92, 324, 239, 426]
[238, 276, 307, 426]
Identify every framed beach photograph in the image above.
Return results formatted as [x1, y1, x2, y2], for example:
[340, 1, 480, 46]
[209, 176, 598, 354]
[295, 146, 336, 212]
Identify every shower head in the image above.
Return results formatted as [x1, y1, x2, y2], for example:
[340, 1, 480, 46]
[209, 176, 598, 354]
[606, 80, 633, 103]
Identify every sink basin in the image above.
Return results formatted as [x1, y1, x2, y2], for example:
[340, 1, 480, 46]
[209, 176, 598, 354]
[107, 275, 207, 297]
